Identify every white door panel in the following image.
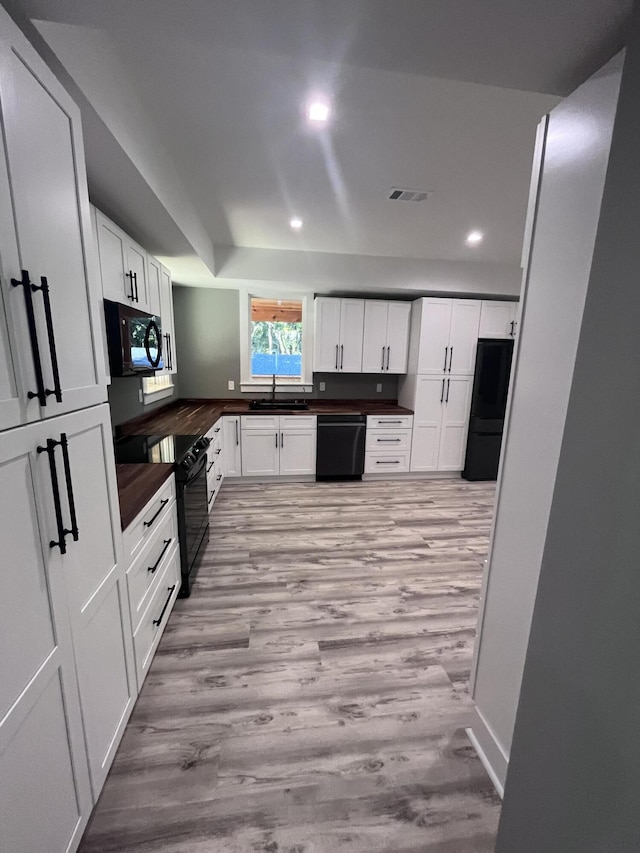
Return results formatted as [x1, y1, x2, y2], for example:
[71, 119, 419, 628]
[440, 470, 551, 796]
[241, 429, 280, 475]
[362, 301, 388, 373]
[448, 301, 481, 374]
[339, 299, 365, 371]
[410, 376, 445, 471]
[313, 297, 341, 372]
[417, 299, 452, 373]
[439, 376, 473, 470]
[479, 301, 517, 339]
[385, 302, 411, 373]
[279, 429, 316, 475]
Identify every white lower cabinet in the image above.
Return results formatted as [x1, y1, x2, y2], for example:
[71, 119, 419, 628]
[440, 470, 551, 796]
[0, 403, 133, 851]
[241, 415, 317, 476]
[205, 418, 224, 508]
[132, 548, 180, 687]
[410, 375, 473, 471]
[364, 415, 413, 474]
[223, 415, 242, 476]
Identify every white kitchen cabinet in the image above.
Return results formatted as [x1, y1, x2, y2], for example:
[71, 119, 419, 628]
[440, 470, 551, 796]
[160, 263, 178, 375]
[147, 254, 163, 319]
[362, 300, 411, 373]
[409, 375, 473, 471]
[205, 418, 224, 507]
[0, 22, 106, 430]
[94, 208, 150, 312]
[223, 415, 242, 476]
[241, 414, 317, 476]
[415, 298, 481, 375]
[479, 300, 519, 339]
[364, 414, 414, 475]
[314, 297, 365, 372]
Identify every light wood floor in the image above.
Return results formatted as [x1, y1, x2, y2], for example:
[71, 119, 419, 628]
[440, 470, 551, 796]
[80, 478, 501, 853]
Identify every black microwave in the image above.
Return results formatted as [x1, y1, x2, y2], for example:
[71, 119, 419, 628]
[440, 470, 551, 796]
[104, 299, 163, 377]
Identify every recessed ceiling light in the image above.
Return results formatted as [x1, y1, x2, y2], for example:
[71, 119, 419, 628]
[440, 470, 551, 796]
[290, 217, 303, 230]
[466, 230, 484, 245]
[307, 100, 330, 124]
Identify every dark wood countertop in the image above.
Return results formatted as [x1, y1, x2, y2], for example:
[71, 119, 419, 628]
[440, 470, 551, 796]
[118, 398, 413, 437]
[116, 463, 174, 530]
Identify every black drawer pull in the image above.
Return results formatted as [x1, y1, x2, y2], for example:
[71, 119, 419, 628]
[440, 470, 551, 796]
[215, 448, 222, 455]
[375, 459, 400, 464]
[376, 438, 401, 442]
[207, 459, 214, 472]
[144, 498, 169, 528]
[148, 539, 172, 574]
[378, 420, 402, 424]
[153, 585, 176, 626]
[216, 473, 222, 481]
[214, 427, 221, 433]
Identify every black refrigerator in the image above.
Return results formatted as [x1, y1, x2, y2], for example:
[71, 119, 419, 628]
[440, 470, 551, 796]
[462, 338, 514, 481]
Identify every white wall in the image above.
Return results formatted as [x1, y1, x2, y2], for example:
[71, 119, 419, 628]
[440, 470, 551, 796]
[469, 53, 623, 788]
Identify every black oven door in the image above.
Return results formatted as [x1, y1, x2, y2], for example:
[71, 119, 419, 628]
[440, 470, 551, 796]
[177, 454, 209, 597]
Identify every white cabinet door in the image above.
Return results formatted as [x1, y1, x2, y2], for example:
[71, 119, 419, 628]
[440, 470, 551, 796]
[0, 419, 92, 853]
[0, 25, 105, 424]
[416, 299, 452, 374]
[147, 255, 162, 319]
[223, 416, 242, 476]
[409, 376, 445, 471]
[314, 297, 341, 372]
[160, 264, 177, 375]
[386, 302, 411, 373]
[362, 301, 388, 373]
[95, 209, 128, 304]
[0, 278, 21, 430]
[241, 428, 279, 475]
[279, 427, 316, 475]
[52, 405, 135, 797]
[339, 298, 365, 371]
[479, 301, 518, 339]
[124, 237, 150, 313]
[438, 376, 473, 470]
[447, 300, 481, 374]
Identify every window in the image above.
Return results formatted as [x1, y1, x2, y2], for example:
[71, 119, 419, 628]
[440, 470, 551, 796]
[141, 373, 174, 404]
[240, 292, 313, 391]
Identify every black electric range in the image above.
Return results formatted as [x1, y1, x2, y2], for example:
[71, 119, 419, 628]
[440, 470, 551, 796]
[114, 433, 210, 596]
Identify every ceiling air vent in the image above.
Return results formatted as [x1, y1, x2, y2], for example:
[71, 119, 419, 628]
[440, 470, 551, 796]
[388, 187, 431, 202]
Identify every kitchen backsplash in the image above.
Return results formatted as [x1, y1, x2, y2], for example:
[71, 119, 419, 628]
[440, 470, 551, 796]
[108, 377, 179, 427]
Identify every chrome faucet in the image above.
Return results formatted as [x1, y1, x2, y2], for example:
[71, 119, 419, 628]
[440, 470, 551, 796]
[271, 373, 276, 402]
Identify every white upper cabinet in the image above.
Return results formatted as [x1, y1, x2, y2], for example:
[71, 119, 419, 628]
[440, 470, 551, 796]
[147, 254, 163, 318]
[416, 298, 481, 375]
[0, 20, 106, 429]
[313, 297, 364, 372]
[160, 263, 177, 375]
[94, 208, 150, 313]
[479, 300, 519, 339]
[362, 300, 411, 373]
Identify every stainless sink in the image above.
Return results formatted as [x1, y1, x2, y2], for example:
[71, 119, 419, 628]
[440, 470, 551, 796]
[248, 400, 309, 411]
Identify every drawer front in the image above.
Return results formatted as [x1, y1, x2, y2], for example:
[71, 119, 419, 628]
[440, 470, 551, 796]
[127, 505, 178, 632]
[241, 415, 279, 430]
[123, 476, 176, 561]
[364, 451, 411, 474]
[279, 415, 317, 430]
[367, 415, 413, 429]
[133, 550, 180, 688]
[366, 429, 412, 452]
[205, 418, 223, 444]
[207, 456, 224, 507]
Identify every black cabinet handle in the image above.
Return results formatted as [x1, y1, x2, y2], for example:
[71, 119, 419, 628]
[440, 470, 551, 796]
[386, 346, 390, 371]
[164, 333, 172, 370]
[275, 432, 278, 448]
[443, 346, 448, 371]
[144, 498, 169, 528]
[214, 427, 221, 434]
[375, 459, 400, 464]
[381, 346, 385, 371]
[340, 344, 344, 370]
[148, 539, 172, 574]
[446, 378, 450, 403]
[440, 378, 445, 403]
[11, 269, 47, 406]
[125, 270, 135, 300]
[377, 437, 401, 442]
[34, 276, 62, 403]
[133, 271, 139, 302]
[335, 344, 339, 370]
[216, 473, 222, 481]
[144, 319, 162, 369]
[37, 438, 67, 553]
[280, 431, 284, 448]
[153, 585, 176, 626]
[378, 420, 402, 424]
[208, 489, 215, 503]
[215, 448, 221, 455]
[448, 347, 454, 372]
[58, 433, 79, 543]
[207, 459, 214, 472]
[235, 420, 239, 446]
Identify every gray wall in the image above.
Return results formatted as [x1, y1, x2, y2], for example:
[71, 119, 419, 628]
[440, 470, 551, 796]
[495, 8, 640, 850]
[173, 285, 398, 401]
[107, 376, 179, 427]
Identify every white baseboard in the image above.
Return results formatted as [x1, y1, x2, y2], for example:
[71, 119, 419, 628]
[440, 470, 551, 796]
[466, 705, 509, 798]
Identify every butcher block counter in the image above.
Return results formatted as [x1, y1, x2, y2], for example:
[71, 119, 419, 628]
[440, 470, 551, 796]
[117, 398, 414, 437]
[115, 462, 174, 529]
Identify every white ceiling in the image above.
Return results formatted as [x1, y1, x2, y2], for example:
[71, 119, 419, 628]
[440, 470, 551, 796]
[15, 0, 633, 280]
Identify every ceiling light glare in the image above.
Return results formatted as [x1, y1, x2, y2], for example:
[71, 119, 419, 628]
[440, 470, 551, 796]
[466, 230, 484, 245]
[290, 217, 303, 230]
[307, 100, 330, 124]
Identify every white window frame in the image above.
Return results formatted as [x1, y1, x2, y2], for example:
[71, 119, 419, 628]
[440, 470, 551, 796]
[240, 290, 313, 393]
[141, 373, 175, 405]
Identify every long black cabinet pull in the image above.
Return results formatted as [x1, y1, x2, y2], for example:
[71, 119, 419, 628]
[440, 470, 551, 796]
[235, 420, 239, 446]
[144, 498, 169, 528]
[381, 346, 385, 371]
[440, 378, 445, 403]
[59, 433, 79, 543]
[280, 431, 284, 448]
[37, 438, 67, 553]
[11, 269, 47, 406]
[375, 459, 400, 465]
[34, 276, 62, 402]
[443, 346, 448, 371]
[448, 347, 454, 372]
[335, 344, 339, 370]
[386, 346, 391, 371]
[275, 432, 278, 448]
[167, 333, 173, 369]
[133, 271, 139, 302]
[148, 539, 172, 574]
[340, 344, 344, 370]
[446, 378, 450, 403]
[125, 270, 135, 301]
[377, 437, 401, 442]
[153, 585, 176, 626]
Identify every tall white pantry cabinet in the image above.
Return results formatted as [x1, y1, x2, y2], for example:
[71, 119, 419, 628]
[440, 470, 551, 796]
[0, 10, 135, 853]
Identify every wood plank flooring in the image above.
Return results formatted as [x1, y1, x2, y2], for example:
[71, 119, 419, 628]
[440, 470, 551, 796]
[79, 478, 500, 853]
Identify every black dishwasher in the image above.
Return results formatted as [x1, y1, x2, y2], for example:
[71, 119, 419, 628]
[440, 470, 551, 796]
[316, 414, 366, 480]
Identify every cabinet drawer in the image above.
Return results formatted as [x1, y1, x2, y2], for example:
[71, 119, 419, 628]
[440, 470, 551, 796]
[241, 415, 279, 430]
[364, 451, 411, 473]
[127, 506, 178, 633]
[280, 415, 317, 430]
[207, 457, 224, 506]
[367, 415, 413, 429]
[366, 429, 412, 452]
[123, 476, 176, 561]
[133, 551, 180, 687]
[205, 419, 223, 443]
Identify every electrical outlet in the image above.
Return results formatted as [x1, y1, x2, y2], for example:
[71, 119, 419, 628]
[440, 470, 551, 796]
[228, 380, 235, 391]
[319, 381, 326, 391]
[376, 383, 382, 393]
